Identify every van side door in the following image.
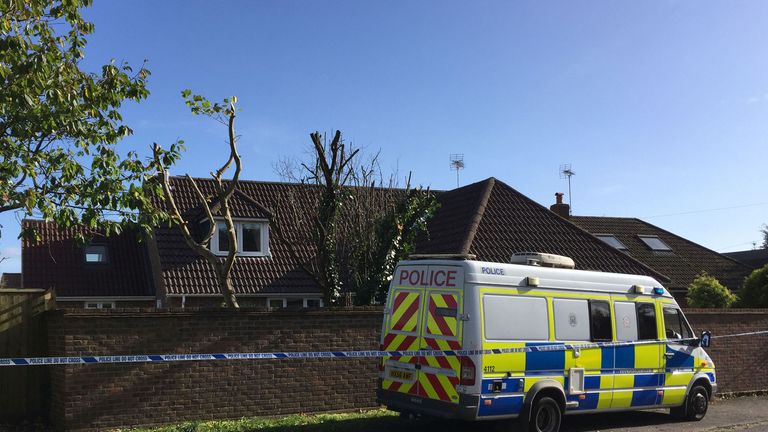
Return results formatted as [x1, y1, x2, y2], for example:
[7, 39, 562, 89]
[610, 297, 663, 409]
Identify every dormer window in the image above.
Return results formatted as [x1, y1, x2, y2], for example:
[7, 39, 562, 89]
[84, 245, 109, 263]
[210, 219, 269, 257]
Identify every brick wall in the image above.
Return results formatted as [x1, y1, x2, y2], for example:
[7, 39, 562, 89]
[684, 309, 768, 395]
[45, 308, 768, 431]
[46, 308, 382, 431]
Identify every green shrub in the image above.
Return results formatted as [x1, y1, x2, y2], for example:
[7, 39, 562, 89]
[738, 264, 768, 308]
[686, 272, 737, 308]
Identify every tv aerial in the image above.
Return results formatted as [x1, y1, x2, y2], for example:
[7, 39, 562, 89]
[450, 154, 464, 188]
[559, 163, 575, 215]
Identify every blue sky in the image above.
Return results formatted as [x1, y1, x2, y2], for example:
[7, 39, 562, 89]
[2, 0, 767, 274]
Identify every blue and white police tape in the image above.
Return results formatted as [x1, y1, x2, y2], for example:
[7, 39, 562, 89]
[2, 330, 767, 367]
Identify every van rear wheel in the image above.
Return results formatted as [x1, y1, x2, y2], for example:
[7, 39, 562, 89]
[528, 396, 562, 432]
[671, 385, 709, 421]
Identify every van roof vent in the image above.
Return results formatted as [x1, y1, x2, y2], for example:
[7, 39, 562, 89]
[510, 252, 575, 269]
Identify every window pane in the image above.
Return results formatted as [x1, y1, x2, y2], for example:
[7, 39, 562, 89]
[84, 245, 108, 263]
[596, 235, 627, 250]
[305, 299, 322, 308]
[217, 222, 230, 252]
[242, 223, 261, 252]
[268, 299, 284, 308]
[663, 307, 692, 339]
[636, 303, 657, 340]
[101, 303, 113, 309]
[639, 235, 671, 251]
[483, 295, 549, 341]
[589, 300, 612, 341]
[287, 299, 302, 308]
[614, 302, 638, 341]
[553, 298, 590, 341]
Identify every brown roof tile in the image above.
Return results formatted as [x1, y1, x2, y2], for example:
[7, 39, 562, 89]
[0, 273, 21, 289]
[154, 177, 320, 296]
[418, 178, 669, 281]
[21, 220, 154, 297]
[571, 216, 753, 294]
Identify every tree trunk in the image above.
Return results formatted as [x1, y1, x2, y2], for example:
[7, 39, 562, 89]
[216, 271, 240, 309]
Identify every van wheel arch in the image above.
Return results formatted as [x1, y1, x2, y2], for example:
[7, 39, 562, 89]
[521, 381, 566, 425]
[671, 377, 713, 420]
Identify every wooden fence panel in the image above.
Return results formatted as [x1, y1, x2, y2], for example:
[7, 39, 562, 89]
[0, 289, 55, 421]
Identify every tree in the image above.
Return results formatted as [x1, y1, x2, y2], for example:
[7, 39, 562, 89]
[1, 0, 168, 240]
[686, 272, 738, 308]
[761, 224, 768, 249]
[272, 131, 438, 305]
[738, 264, 768, 308]
[151, 92, 242, 308]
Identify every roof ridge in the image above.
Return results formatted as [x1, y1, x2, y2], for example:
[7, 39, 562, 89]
[167, 175, 447, 193]
[460, 177, 495, 255]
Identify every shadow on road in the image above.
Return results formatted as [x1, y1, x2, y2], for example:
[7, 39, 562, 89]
[562, 410, 678, 431]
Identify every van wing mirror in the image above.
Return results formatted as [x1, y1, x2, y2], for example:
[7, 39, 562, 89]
[699, 331, 711, 348]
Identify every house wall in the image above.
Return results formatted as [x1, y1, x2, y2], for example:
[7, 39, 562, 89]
[45, 308, 768, 431]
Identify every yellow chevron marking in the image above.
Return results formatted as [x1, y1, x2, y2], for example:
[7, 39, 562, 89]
[390, 292, 420, 332]
[419, 375, 440, 400]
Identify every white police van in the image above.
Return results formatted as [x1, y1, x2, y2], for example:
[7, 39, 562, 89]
[377, 253, 715, 432]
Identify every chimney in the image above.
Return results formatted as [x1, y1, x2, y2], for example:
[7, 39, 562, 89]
[550, 192, 570, 219]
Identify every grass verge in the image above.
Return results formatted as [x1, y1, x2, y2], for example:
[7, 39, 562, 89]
[120, 408, 404, 432]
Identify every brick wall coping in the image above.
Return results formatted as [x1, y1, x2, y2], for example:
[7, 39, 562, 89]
[683, 308, 768, 314]
[49, 306, 385, 318]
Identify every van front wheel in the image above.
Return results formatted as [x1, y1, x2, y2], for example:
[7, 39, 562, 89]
[671, 385, 709, 421]
[528, 396, 562, 432]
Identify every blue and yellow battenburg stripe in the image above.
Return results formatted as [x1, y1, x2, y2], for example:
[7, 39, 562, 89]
[476, 339, 715, 417]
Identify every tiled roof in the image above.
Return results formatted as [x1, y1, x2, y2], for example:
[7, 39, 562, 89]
[723, 249, 768, 270]
[0, 273, 21, 288]
[21, 219, 155, 297]
[417, 178, 668, 281]
[571, 216, 753, 294]
[154, 176, 321, 296]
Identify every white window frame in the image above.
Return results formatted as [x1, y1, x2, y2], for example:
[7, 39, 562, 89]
[209, 218, 270, 257]
[303, 298, 324, 308]
[84, 301, 115, 309]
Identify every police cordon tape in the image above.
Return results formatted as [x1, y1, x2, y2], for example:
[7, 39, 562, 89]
[2, 330, 767, 367]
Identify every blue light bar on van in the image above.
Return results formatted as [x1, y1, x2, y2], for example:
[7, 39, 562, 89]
[653, 287, 664, 295]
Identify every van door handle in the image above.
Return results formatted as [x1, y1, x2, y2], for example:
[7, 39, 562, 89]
[664, 352, 675, 358]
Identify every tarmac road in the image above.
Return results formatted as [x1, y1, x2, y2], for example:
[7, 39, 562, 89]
[559, 395, 768, 432]
[385, 395, 768, 432]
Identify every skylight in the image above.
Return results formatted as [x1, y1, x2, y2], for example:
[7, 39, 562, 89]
[595, 234, 628, 250]
[638, 235, 672, 251]
[84, 245, 109, 263]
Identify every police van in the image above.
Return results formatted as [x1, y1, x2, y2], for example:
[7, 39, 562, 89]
[377, 253, 715, 432]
